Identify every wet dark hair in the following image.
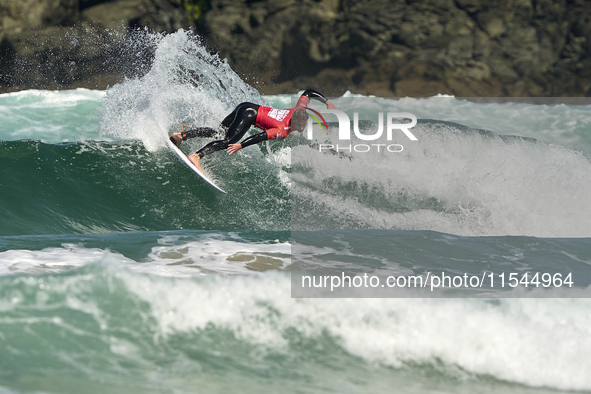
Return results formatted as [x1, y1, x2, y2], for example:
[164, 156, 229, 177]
[292, 108, 308, 123]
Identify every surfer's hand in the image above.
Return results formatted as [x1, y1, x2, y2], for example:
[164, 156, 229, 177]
[227, 143, 242, 155]
[326, 100, 337, 110]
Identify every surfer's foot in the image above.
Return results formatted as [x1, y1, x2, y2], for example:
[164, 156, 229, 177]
[188, 153, 203, 172]
[170, 133, 182, 148]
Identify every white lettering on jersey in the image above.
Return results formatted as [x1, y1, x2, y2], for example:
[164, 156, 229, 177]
[268, 109, 290, 121]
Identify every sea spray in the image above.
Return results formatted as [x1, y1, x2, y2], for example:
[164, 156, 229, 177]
[291, 117, 591, 237]
[98, 30, 263, 151]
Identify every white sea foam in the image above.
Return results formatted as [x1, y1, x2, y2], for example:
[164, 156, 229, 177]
[0, 236, 290, 277]
[0, 89, 105, 143]
[0, 245, 130, 275]
[1, 239, 589, 391]
[333, 95, 591, 156]
[293, 119, 591, 237]
[118, 270, 591, 392]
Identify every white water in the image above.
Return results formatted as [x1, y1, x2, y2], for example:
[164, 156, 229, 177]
[7, 255, 588, 392]
[118, 268, 591, 392]
[292, 108, 591, 237]
[98, 29, 262, 151]
[0, 236, 290, 277]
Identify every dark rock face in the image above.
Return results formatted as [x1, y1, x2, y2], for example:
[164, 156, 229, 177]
[1, 0, 590, 96]
[204, 0, 591, 96]
[0, 0, 191, 91]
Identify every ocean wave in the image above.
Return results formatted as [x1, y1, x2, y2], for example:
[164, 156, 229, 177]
[1, 30, 590, 238]
[1, 262, 589, 392]
[2, 115, 590, 237]
[0, 140, 290, 235]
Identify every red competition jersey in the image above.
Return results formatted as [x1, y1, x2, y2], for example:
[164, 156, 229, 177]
[255, 95, 310, 140]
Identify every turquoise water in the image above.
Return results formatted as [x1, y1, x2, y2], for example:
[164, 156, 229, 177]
[1, 30, 591, 393]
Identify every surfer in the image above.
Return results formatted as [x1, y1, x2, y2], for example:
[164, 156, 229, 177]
[170, 89, 337, 172]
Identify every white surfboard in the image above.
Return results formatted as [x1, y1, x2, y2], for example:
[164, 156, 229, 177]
[166, 138, 227, 194]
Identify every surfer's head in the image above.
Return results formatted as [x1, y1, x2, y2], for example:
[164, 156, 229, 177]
[291, 108, 308, 132]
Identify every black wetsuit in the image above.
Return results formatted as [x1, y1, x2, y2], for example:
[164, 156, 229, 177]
[180, 102, 260, 158]
[180, 89, 329, 158]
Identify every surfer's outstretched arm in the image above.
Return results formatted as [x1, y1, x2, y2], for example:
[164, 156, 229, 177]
[227, 131, 268, 155]
[301, 89, 337, 109]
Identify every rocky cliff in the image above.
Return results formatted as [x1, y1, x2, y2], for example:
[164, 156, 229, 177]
[0, 0, 191, 91]
[1, 0, 590, 96]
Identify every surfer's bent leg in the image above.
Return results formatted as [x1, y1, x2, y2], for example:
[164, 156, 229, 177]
[181, 127, 218, 140]
[196, 102, 259, 158]
[180, 103, 252, 141]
